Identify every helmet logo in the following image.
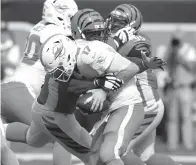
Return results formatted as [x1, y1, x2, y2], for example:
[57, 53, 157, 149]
[52, 0, 69, 14]
[52, 40, 65, 59]
[94, 24, 104, 29]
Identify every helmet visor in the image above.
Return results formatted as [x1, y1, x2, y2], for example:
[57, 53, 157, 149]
[109, 15, 128, 34]
[50, 65, 74, 82]
[83, 29, 105, 41]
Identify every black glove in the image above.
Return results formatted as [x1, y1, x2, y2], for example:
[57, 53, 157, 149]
[94, 73, 124, 91]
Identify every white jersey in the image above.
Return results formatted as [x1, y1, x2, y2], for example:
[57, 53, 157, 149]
[4, 21, 70, 95]
[75, 39, 142, 112]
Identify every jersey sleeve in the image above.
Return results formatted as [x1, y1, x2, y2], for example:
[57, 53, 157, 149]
[129, 42, 151, 58]
[81, 41, 116, 75]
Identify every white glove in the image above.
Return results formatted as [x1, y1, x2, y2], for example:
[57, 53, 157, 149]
[94, 73, 124, 91]
[114, 26, 135, 45]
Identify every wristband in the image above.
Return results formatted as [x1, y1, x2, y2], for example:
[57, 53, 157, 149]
[138, 61, 148, 73]
[93, 78, 99, 87]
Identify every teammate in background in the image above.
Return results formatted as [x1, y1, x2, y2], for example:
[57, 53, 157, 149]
[1, 23, 21, 81]
[104, 4, 179, 165]
[1, 0, 78, 164]
[71, 8, 166, 165]
[2, 4, 124, 165]
[1, 22, 21, 165]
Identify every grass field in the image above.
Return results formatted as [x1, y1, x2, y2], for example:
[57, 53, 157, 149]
[10, 138, 196, 165]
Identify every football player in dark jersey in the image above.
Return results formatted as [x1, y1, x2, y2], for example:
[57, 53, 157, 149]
[104, 4, 178, 165]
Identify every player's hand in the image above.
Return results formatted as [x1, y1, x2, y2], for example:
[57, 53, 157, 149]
[141, 51, 167, 70]
[85, 89, 107, 112]
[94, 73, 124, 91]
[114, 26, 135, 44]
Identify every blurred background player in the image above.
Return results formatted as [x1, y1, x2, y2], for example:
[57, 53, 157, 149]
[1, 22, 20, 165]
[1, 22, 21, 81]
[161, 30, 196, 150]
[1, 0, 78, 165]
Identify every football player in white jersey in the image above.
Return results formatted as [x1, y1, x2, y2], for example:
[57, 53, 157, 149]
[38, 31, 165, 165]
[104, 4, 179, 165]
[1, 0, 78, 164]
[40, 9, 165, 165]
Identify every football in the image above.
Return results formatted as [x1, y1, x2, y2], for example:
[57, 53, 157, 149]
[76, 92, 110, 115]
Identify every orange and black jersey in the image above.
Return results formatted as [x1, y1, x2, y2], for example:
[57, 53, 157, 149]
[37, 74, 79, 114]
[37, 73, 96, 114]
[107, 33, 151, 59]
[107, 33, 159, 100]
[119, 33, 151, 59]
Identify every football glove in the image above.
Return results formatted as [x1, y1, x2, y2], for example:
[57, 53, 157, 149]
[113, 26, 135, 47]
[141, 51, 167, 71]
[94, 73, 124, 91]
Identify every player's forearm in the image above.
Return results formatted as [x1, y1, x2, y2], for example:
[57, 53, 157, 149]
[116, 60, 147, 83]
[106, 53, 147, 83]
[54, 113, 92, 149]
[126, 57, 148, 73]
[68, 79, 97, 95]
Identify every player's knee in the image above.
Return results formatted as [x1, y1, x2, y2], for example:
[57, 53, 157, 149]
[122, 151, 144, 165]
[26, 131, 48, 148]
[100, 143, 114, 163]
[100, 132, 119, 163]
[139, 143, 155, 162]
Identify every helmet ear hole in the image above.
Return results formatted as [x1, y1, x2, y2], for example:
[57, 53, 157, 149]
[67, 54, 70, 62]
[57, 17, 63, 21]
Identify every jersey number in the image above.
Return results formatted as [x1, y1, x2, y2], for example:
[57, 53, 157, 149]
[82, 46, 91, 55]
[24, 25, 45, 59]
[24, 34, 41, 59]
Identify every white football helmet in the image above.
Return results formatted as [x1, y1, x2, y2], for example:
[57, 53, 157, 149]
[42, 0, 78, 30]
[40, 34, 77, 82]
